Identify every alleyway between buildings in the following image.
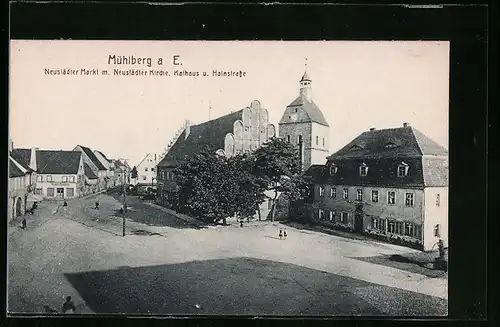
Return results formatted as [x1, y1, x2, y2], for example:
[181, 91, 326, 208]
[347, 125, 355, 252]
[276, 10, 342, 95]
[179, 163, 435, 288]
[8, 194, 448, 316]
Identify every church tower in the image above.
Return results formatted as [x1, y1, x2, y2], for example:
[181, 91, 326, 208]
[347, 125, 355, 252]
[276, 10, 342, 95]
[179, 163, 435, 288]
[278, 61, 330, 172]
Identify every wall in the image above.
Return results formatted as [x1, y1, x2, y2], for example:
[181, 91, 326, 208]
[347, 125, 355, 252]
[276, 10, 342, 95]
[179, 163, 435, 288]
[310, 123, 330, 167]
[136, 153, 158, 186]
[423, 187, 449, 251]
[8, 175, 27, 219]
[278, 122, 312, 170]
[311, 184, 425, 244]
[36, 174, 82, 199]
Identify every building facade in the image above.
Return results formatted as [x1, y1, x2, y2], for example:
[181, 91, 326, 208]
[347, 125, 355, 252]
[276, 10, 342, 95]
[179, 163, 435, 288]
[73, 145, 108, 191]
[132, 153, 159, 191]
[279, 68, 330, 172]
[94, 150, 115, 188]
[156, 100, 277, 218]
[8, 156, 31, 220]
[304, 124, 448, 251]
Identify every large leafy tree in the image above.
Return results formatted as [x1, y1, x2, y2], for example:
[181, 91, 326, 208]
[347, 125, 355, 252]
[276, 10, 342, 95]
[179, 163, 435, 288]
[253, 137, 308, 221]
[173, 150, 239, 225]
[228, 153, 268, 221]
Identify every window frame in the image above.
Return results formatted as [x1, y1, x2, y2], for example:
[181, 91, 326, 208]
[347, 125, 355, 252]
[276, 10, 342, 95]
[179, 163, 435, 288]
[340, 212, 348, 224]
[359, 163, 368, 176]
[343, 188, 348, 200]
[356, 189, 363, 201]
[62, 176, 68, 183]
[316, 136, 319, 145]
[330, 187, 336, 198]
[397, 162, 409, 177]
[405, 192, 414, 207]
[329, 211, 335, 222]
[436, 194, 441, 207]
[37, 175, 43, 182]
[319, 186, 325, 197]
[318, 209, 325, 220]
[69, 176, 75, 183]
[387, 191, 396, 205]
[329, 165, 337, 175]
[404, 222, 414, 237]
[371, 190, 379, 203]
[46, 175, 52, 182]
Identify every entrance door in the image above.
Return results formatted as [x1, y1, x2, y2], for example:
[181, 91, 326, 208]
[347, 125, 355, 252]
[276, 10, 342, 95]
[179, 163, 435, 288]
[354, 214, 364, 233]
[56, 188, 64, 199]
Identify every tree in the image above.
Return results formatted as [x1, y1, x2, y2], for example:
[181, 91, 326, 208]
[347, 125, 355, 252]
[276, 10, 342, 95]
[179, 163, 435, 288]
[173, 150, 239, 225]
[253, 137, 307, 221]
[131, 166, 138, 179]
[228, 153, 268, 222]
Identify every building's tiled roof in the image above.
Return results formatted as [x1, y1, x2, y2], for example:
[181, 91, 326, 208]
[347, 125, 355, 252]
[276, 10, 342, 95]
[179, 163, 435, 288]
[84, 163, 98, 179]
[9, 157, 25, 178]
[329, 126, 448, 159]
[78, 145, 107, 171]
[11, 148, 32, 170]
[304, 127, 448, 188]
[95, 150, 110, 162]
[158, 109, 244, 167]
[36, 151, 82, 175]
[280, 94, 329, 127]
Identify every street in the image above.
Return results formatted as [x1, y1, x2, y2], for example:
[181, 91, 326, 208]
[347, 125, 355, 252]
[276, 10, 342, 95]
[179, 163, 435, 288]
[7, 193, 448, 316]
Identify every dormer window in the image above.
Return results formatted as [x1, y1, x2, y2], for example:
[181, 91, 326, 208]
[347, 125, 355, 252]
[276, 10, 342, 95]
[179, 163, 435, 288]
[349, 145, 363, 151]
[397, 162, 409, 177]
[329, 164, 338, 176]
[359, 163, 368, 176]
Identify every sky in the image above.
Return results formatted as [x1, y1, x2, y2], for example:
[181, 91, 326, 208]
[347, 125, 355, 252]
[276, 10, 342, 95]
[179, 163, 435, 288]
[10, 40, 449, 167]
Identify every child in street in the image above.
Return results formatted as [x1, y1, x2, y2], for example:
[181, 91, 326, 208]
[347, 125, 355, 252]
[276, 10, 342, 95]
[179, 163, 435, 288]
[279, 228, 283, 240]
[95, 201, 99, 210]
[283, 228, 287, 240]
[21, 218, 27, 230]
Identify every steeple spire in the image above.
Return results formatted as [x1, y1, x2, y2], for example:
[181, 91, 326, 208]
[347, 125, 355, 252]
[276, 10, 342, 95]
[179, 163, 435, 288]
[300, 57, 311, 82]
[299, 58, 312, 101]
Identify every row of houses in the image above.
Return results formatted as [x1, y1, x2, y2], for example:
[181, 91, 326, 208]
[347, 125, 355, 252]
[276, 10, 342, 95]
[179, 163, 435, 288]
[151, 65, 448, 251]
[7, 140, 131, 221]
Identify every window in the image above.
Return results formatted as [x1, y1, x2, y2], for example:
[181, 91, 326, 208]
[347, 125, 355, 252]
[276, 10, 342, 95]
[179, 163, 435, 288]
[69, 176, 75, 183]
[330, 187, 336, 198]
[287, 135, 291, 143]
[434, 224, 441, 237]
[405, 193, 414, 207]
[142, 176, 147, 181]
[37, 175, 43, 182]
[436, 194, 441, 206]
[387, 191, 396, 205]
[62, 176, 68, 183]
[329, 165, 337, 175]
[329, 211, 335, 222]
[343, 188, 348, 200]
[66, 188, 74, 197]
[387, 220, 396, 233]
[318, 209, 325, 220]
[47, 188, 55, 197]
[356, 189, 363, 201]
[46, 175, 52, 182]
[341, 212, 348, 223]
[404, 223, 414, 237]
[316, 136, 319, 145]
[145, 167, 148, 171]
[359, 163, 368, 176]
[322, 138, 325, 147]
[151, 168, 155, 172]
[319, 186, 325, 197]
[372, 218, 379, 229]
[396, 221, 404, 234]
[371, 190, 379, 203]
[35, 188, 42, 195]
[397, 162, 409, 177]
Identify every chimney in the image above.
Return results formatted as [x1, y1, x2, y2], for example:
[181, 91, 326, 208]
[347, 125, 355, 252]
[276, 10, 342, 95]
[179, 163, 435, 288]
[29, 147, 38, 171]
[185, 120, 191, 140]
[403, 122, 409, 127]
[369, 127, 376, 131]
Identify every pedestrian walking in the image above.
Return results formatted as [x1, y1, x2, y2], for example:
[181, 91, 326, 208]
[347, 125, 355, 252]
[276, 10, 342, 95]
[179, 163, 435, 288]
[279, 228, 283, 240]
[283, 228, 287, 240]
[95, 201, 99, 210]
[62, 296, 76, 314]
[63, 200, 68, 207]
[21, 218, 27, 230]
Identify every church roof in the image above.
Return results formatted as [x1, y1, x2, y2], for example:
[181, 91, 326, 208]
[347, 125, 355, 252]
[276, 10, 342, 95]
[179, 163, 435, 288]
[281, 94, 330, 127]
[158, 109, 244, 167]
[300, 70, 311, 82]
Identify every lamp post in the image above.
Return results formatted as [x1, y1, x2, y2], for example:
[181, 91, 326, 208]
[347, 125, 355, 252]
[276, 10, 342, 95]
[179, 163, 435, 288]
[122, 171, 126, 237]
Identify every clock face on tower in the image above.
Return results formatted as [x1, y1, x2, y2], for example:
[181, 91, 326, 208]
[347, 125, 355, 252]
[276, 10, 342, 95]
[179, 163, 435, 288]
[290, 114, 298, 122]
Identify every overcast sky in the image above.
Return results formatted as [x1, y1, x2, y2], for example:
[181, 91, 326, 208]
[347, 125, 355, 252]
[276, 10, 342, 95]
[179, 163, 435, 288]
[10, 40, 449, 167]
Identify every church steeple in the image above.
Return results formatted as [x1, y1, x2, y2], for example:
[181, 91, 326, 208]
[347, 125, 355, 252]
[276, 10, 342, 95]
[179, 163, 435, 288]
[299, 58, 312, 102]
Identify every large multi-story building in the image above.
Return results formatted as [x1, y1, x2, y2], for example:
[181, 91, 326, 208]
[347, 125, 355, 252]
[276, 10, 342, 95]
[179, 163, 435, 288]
[303, 123, 448, 251]
[279, 67, 330, 172]
[156, 100, 278, 217]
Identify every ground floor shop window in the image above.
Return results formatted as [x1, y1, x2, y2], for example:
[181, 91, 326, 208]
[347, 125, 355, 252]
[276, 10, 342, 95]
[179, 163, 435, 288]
[318, 209, 325, 220]
[47, 188, 54, 197]
[329, 211, 335, 222]
[66, 188, 74, 197]
[340, 212, 348, 223]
